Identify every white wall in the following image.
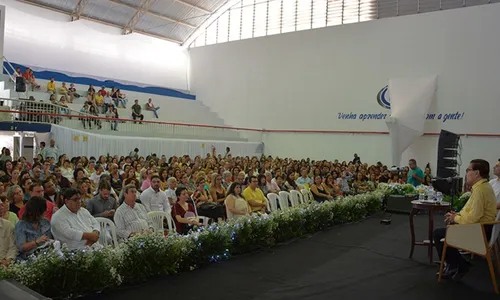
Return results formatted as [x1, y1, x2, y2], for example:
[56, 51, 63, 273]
[190, 3, 500, 172]
[0, 0, 189, 90]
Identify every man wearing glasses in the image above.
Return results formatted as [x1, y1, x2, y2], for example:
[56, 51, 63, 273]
[51, 188, 101, 250]
[433, 159, 497, 280]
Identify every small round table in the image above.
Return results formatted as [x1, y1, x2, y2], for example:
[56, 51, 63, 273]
[409, 200, 450, 264]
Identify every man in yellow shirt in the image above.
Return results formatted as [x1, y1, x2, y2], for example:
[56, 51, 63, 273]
[242, 175, 267, 213]
[47, 78, 56, 94]
[433, 159, 497, 280]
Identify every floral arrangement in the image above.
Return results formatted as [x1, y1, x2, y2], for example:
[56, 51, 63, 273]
[0, 191, 383, 299]
[377, 183, 416, 196]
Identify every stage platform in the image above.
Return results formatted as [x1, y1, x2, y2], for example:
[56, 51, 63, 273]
[84, 214, 497, 300]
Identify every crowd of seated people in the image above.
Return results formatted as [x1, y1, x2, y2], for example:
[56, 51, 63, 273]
[0, 144, 429, 267]
[13, 67, 161, 126]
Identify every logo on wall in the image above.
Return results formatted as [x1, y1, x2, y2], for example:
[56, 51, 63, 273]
[376, 85, 391, 109]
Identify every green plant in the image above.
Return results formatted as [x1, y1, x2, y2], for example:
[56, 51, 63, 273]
[1, 190, 384, 299]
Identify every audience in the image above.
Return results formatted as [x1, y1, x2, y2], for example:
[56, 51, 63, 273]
[131, 99, 144, 124]
[0, 196, 17, 267]
[146, 98, 160, 118]
[172, 187, 200, 234]
[242, 176, 267, 214]
[51, 188, 101, 250]
[86, 183, 118, 219]
[46, 78, 56, 94]
[114, 184, 152, 239]
[0, 144, 466, 272]
[14, 196, 53, 261]
[224, 183, 249, 220]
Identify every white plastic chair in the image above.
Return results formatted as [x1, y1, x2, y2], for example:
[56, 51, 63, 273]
[301, 189, 311, 202]
[278, 191, 291, 210]
[95, 217, 119, 248]
[289, 190, 302, 206]
[266, 193, 279, 211]
[148, 211, 168, 232]
[438, 210, 500, 294]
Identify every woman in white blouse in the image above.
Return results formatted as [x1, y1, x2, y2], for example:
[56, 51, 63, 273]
[224, 183, 249, 220]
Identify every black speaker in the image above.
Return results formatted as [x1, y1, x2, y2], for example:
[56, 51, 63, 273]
[438, 130, 460, 149]
[15, 77, 26, 93]
[437, 130, 460, 178]
[0, 280, 50, 299]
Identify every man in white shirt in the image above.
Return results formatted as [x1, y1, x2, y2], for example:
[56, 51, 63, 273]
[140, 175, 171, 214]
[114, 184, 153, 240]
[51, 188, 101, 250]
[165, 177, 177, 205]
[489, 161, 500, 208]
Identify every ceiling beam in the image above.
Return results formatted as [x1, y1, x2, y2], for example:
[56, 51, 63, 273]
[71, 0, 90, 21]
[174, 0, 212, 14]
[107, 0, 196, 29]
[124, 0, 156, 35]
[16, 0, 183, 44]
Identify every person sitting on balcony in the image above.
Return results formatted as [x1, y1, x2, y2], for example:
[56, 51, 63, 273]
[94, 91, 104, 112]
[116, 89, 127, 108]
[47, 78, 56, 94]
[59, 82, 73, 103]
[68, 83, 80, 99]
[146, 98, 160, 118]
[22, 68, 40, 91]
[131, 100, 144, 124]
[87, 85, 95, 101]
[104, 92, 113, 114]
[98, 86, 107, 97]
[58, 96, 70, 117]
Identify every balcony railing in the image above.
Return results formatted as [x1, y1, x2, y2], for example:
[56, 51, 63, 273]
[0, 98, 499, 140]
[0, 105, 262, 142]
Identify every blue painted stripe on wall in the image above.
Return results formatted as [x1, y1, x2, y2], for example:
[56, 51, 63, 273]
[0, 122, 51, 132]
[3, 62, 196, 100]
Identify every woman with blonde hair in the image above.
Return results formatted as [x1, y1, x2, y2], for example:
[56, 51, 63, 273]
[192, 175, 225, 222]
[210, 173, 226, 204]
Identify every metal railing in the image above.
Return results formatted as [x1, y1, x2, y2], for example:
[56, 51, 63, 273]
[0, 107, 261, 142]
[2, 56, 17, 84]
[1, 99, 500, 140]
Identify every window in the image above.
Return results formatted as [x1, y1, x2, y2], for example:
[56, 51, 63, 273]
[241, 0, 255, 39]
[296, 0, 312, 31]
[253, 1, 268, 38]
[281, 0, 296, 33]
[190, 0, 379, 48]
[205, 20, 218, 45]
[228, 7, 242, 41]
[312, 0, 328, 29]
[267, 0, 282, 36]
[217, 11, 230, 43]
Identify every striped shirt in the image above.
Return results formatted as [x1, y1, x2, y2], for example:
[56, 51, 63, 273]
[114, 202, 152, 239]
